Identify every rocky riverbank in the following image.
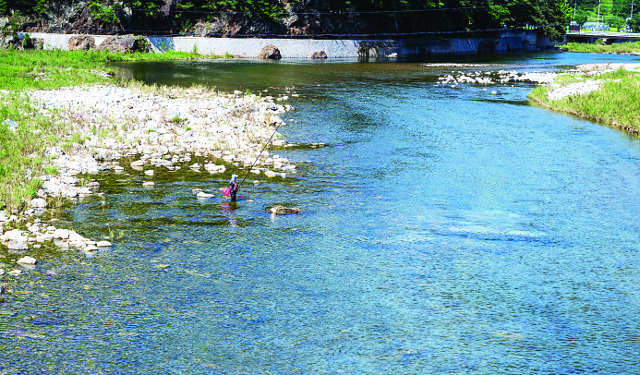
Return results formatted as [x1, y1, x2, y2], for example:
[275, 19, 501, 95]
[0, 83, 304, 276]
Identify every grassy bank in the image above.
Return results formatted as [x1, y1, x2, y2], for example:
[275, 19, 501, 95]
[0, 49, 225, 212]
[529, 69, 640, 134]
[560, 41, 640, 54]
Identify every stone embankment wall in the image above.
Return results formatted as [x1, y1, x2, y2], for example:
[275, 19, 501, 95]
[28, 30, 553, 58]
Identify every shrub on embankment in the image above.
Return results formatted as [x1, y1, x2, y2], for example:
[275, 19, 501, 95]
[529, 69, 640, 135]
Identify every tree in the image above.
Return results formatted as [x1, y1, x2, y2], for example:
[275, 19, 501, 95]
[629, 14, 640, 31]
[608, 16, 625, 30]
[574, 11, 588, 27]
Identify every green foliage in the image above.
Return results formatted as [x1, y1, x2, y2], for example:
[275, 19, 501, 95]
[0, 0, 47, 16]
[562, 41, 640, 53]
[0, 0, 571, 38]
[573, 10, 588, 27]
[629, 14, 640, 32]
[529, 70, 640, 134]
[89, 1, 120, 23]
[0, 12, 21, 48]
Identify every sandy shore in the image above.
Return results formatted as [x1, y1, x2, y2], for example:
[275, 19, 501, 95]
[0, 84, 305, 274]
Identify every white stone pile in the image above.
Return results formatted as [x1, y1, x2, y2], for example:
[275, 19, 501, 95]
[0, 216, 111, 276]
[546, 80, 602, 101]
[27, 85, 298, 188]
[1, 84, 303, 276]
[438, 70, 558, 86]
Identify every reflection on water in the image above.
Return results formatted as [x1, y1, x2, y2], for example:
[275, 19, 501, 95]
[2, 52, 640, 374]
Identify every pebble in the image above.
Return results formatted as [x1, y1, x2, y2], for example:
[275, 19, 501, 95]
[30, 198, 47, 208]
[17, 256, 37, 265]
[8, 241, 28, 250]
[8, 269, 22, 276]
[53, 228, 70, 239]
[96, 241, 112, 247]
[196, 191, 215, 199]
[144, 170, 154, 176]
[142, 181, 155, 187]
[84, 245, 98, 252]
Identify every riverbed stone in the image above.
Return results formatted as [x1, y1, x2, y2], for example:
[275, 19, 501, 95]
[84, 245, 98, 252]
[8, 241, 28, 251]
[269, 205, 301, 215]
[2, 229, 27, 242]
[30, 198, 47, 208]
[196, 191, 215, 199]
[142, 181, 155, 187]
[53, 228, 70, 239]
[97, 241, 112, 247]
[17, 256, 36, 265]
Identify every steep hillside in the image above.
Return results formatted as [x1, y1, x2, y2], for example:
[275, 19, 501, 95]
[1, 0, 570, 41]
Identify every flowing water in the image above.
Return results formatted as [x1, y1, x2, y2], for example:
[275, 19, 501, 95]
[2, 52, 640, 374]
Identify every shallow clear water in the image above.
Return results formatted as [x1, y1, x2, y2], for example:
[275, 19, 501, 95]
[2, 52, 640, 374]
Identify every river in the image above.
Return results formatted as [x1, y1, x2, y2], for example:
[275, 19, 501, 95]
[2, 51, 640, 374]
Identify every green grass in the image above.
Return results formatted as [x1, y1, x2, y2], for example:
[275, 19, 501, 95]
[560, 41, 640, 54]
[0, 48, 229, 212]
[0, 49, 228, 91]
[529, 70, 640, 133]
[0, 93, 66, 210]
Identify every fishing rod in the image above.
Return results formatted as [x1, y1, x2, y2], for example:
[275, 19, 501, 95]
[238, 99, 297, 188]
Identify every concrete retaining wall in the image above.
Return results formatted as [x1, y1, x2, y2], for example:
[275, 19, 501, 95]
[28, 31, 552, 58]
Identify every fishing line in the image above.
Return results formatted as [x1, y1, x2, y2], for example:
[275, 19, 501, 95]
[238, 97, 297, 188]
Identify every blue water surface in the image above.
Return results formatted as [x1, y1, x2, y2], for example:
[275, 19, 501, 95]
[1, 51, 640, 374]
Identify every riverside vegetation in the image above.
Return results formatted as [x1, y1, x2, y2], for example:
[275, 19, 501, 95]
[0, 48, 228, 211]
[529, 66, 640, 135]
[560, 41, 640, 54]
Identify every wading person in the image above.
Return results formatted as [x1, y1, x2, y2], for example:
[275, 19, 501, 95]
[229, 174, 239, 202]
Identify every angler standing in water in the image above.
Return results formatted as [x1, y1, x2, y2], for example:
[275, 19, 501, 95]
[229, 174, 239, 202]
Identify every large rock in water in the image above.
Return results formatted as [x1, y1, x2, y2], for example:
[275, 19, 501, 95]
[257, 44, 282, 60]
[69, 35, 96, 51]
[309, 51, 328, 59]
[269, 205, 301, 215]
[97, 35, 148, 53]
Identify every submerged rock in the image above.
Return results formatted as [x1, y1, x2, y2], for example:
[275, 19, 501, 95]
[269, 205, 301, 215]
[197, 191, 215, 199]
